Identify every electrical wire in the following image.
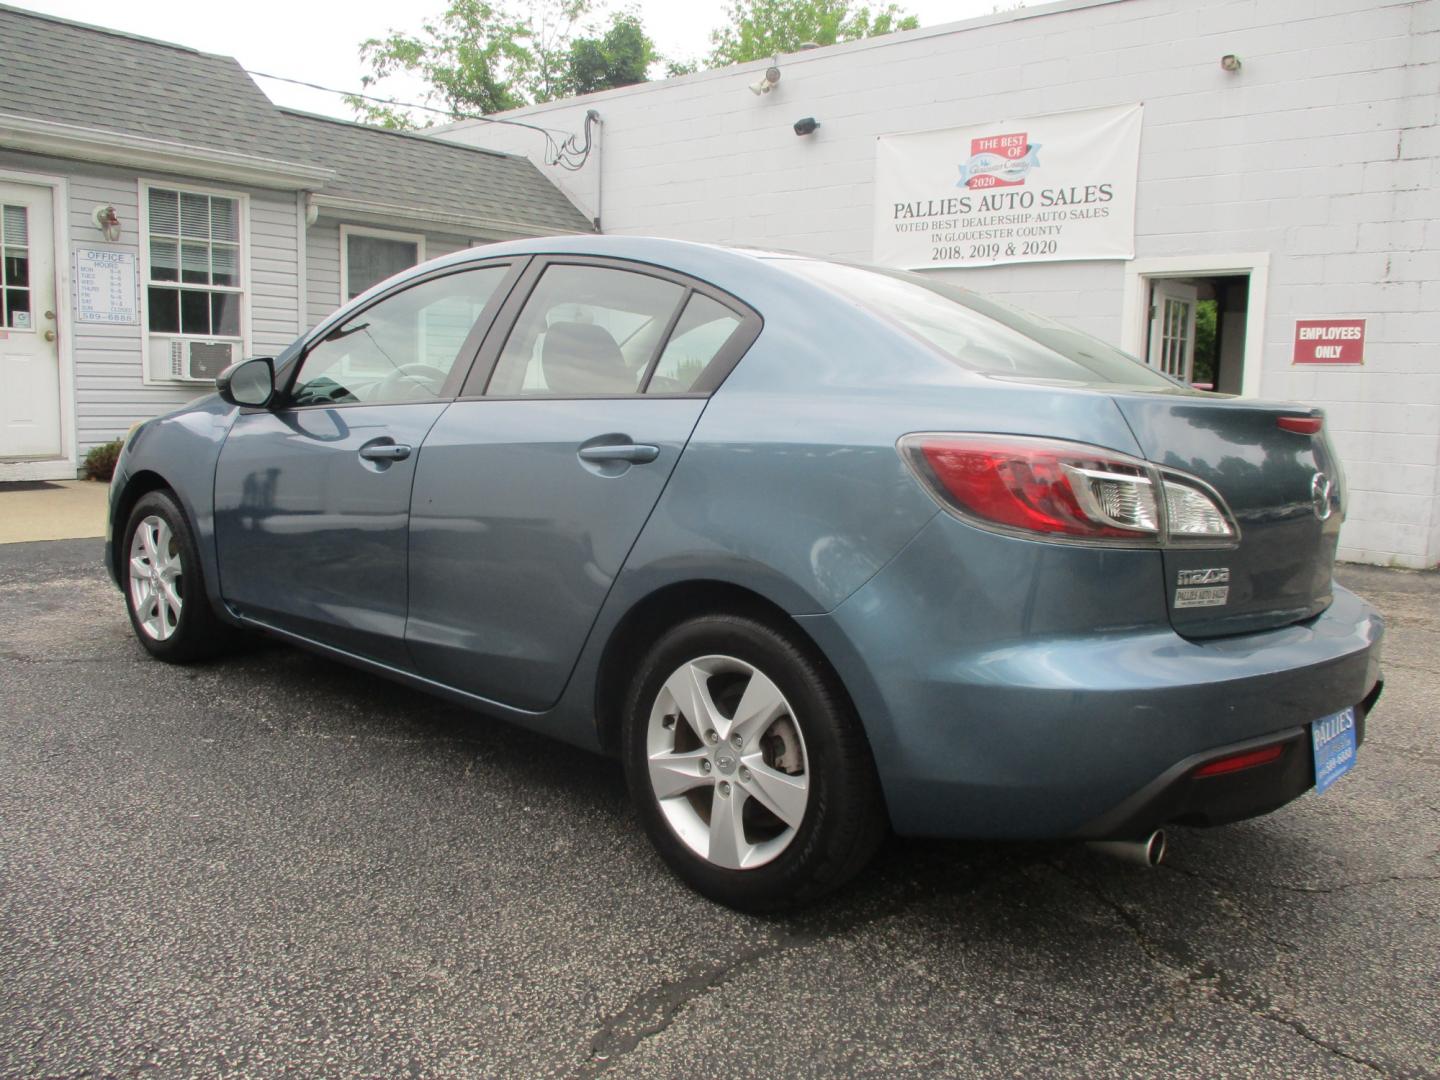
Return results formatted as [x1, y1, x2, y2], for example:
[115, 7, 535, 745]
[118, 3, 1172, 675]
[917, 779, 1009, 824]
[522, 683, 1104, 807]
[246, 68, 597, 169]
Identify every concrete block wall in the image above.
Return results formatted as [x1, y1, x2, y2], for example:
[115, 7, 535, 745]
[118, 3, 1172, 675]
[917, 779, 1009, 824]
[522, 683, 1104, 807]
[439, 0, 1440, 568]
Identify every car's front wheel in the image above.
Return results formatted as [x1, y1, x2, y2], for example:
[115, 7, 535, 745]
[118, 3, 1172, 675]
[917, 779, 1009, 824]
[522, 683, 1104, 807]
[622, 613, 885, 911]
[121, 490, 233, 663]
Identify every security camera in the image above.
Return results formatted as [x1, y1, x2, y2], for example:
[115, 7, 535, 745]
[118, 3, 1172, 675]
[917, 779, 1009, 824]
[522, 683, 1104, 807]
[793, 116, 820, 136]
[749, 65, 781, 95]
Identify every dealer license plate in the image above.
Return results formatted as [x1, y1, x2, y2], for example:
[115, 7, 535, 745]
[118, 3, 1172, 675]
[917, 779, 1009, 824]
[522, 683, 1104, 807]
[1311, 706, 1358, 794]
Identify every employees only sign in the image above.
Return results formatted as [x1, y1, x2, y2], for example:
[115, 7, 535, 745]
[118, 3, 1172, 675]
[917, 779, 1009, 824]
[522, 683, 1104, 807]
[873, 104, 1143, 270]
[1293, 319, 1366, 365]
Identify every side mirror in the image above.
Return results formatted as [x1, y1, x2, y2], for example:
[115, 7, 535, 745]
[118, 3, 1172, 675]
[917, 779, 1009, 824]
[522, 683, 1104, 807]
[217, 357, 275, 408]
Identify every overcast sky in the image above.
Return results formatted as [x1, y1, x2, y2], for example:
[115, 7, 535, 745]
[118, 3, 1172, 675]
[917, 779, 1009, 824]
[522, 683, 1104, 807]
[16, 0, 1002, 121]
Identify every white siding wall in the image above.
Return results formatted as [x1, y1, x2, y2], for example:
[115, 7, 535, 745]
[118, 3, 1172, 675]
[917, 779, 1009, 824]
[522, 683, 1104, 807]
[304, 220, 477, 330]
[0, 151, 302, 458]
[306, 219, 341, 330]
[438, 0, 1440, 567]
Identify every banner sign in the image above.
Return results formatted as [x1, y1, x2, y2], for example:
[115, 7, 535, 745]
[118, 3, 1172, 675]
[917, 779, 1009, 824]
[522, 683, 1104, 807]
[1293, 318, 1366, 365]
[873, 104, 1143, 270]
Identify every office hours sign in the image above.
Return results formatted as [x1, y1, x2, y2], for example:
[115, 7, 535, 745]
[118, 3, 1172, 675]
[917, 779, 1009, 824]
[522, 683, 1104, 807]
[874, 104, 1143, 270]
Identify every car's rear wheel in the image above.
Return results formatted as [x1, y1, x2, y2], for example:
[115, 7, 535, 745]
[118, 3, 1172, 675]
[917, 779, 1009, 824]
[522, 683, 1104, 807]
[622, 613, 885, 911]
[121, 490, 233, 663]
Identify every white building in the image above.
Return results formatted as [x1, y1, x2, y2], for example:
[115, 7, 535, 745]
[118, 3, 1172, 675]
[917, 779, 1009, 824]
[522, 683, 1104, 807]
[437, 0, 1440, 569]
[0, 6, 589, 483]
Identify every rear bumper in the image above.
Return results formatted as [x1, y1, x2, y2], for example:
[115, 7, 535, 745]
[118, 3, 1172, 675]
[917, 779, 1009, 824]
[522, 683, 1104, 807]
[1074, 678, 1382, 839]
[797, 514, 1385, 839]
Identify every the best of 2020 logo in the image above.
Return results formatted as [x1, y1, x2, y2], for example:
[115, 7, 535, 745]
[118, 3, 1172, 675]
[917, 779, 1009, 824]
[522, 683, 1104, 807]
[957, 132, 1042, 190]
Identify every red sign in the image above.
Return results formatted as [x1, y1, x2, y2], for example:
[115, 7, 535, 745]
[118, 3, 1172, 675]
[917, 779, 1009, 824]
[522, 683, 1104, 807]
[972, 132, 1029, 159]
[964, 132, 1032, 189]
[1293, 319, 1366, 365]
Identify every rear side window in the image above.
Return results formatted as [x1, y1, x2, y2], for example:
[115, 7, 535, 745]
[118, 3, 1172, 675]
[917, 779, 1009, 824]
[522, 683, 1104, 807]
[647, 294, 743, 394]
[487, 265, 685, 396]
[784, 259, 1176, 388]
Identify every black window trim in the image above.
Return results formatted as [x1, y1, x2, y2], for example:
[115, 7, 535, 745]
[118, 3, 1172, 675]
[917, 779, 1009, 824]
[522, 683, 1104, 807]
[457, 254, 763, 401]
[269, 256, 531, 412]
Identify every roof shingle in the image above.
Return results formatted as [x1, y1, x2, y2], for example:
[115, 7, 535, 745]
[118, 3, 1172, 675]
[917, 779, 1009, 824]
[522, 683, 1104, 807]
[0, 4, 591, 235]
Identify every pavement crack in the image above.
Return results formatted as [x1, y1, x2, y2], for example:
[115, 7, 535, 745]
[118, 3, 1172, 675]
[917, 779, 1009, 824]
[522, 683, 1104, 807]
[1162, 863, 1440, 895]
[578, 933, 806, 1076]
[575, 884, 936, 1077]
[1049, 862, 1392, 1076]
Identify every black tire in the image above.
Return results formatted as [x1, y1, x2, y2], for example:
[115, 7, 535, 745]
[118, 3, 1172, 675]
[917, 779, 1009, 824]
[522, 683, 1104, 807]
[622, 613, 886, 911]
[120, 490, 234, 663]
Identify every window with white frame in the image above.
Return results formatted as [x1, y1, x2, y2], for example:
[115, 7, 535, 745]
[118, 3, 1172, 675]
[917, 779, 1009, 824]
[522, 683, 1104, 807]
[145, 186, 243, 339]
[342, 227, 422, 301]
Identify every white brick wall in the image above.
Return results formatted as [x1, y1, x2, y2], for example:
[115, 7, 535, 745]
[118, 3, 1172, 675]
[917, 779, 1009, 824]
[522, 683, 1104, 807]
[439, 0, 1440, 568]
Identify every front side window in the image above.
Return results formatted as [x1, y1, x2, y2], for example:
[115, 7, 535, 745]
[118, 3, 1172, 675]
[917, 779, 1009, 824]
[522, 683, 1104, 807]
[486, 265, 685, 396]
[146, 187, 242, 338]
[345, 230, 421, 300]
[290, 265, 509, 407]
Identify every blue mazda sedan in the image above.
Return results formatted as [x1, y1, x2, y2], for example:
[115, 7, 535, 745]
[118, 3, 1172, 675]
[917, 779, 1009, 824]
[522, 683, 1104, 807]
[107, 236, 1383, 910]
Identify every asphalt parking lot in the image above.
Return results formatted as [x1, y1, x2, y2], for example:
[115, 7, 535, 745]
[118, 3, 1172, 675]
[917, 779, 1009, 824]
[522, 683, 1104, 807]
[1, 538, 1436, 1078]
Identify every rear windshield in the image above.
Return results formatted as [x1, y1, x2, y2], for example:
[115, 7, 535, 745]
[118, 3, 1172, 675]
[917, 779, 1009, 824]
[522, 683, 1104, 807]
[782, 259, 1180, 389]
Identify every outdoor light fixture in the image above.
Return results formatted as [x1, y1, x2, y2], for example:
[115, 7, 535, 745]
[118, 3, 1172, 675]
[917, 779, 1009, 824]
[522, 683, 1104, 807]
[793, 117, 820, 136]
[749, 64, 781, 95]
[1221, 54, 1242, 71]
[92, 204, 121, 242]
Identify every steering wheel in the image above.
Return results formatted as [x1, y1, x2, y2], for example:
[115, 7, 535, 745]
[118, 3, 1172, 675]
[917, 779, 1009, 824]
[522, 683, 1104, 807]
[373, 363, 448, 401]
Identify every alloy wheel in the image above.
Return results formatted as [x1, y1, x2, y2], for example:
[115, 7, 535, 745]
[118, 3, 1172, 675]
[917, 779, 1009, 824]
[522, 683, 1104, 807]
[645, 654, 810, 870]
[128, 514, 183, 641]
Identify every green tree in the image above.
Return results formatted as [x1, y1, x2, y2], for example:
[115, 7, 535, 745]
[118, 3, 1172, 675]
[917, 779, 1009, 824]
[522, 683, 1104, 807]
[707, 0, 919, 67]
[348, 0, 658, 128]
[348, 0, 537, 127]
[564, 11, 657, 96]
[1192, 299, 1219, 386]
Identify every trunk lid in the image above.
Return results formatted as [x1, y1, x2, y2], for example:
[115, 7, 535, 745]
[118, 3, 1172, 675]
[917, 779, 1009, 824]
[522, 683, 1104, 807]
[1111, 393, 1343, 638]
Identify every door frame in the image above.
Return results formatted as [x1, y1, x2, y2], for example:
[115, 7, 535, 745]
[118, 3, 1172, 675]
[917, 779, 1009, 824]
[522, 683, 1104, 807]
[1121, 253, 1269, 399]
[0, 167, 76, 481]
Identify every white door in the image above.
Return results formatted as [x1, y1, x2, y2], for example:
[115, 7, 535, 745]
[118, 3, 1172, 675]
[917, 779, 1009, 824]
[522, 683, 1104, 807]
[0, 182, 61, 460]
[1147, 279, 1198, 383]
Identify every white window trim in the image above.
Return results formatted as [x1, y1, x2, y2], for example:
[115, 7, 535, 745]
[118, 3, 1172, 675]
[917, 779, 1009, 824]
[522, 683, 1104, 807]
[138, 178, 252, 385]
[1121, 253, 1269, 399]
[339, 224, 425, 304]
[0, 167, 76, 481]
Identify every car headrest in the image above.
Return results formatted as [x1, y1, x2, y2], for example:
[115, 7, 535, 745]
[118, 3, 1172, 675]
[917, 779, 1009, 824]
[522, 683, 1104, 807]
[541, 322, 631, 394]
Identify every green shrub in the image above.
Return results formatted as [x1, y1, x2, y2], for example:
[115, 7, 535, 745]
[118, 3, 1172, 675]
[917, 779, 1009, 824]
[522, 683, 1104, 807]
[84, 438, 124, 482]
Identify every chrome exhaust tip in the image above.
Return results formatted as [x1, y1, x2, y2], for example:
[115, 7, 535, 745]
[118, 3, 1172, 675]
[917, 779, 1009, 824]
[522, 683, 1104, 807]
[1086, 829, 1167, 868]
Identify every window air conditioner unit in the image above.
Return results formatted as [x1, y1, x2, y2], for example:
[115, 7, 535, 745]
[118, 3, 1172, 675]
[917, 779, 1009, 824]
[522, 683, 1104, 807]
[147, 338, 238, 384]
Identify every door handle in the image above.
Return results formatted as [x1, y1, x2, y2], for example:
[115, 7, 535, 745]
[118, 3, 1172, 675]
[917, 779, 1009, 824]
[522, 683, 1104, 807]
[359, 442, 412, 462]
[578, 443, 660, 465]
[43, 330, 55, 342]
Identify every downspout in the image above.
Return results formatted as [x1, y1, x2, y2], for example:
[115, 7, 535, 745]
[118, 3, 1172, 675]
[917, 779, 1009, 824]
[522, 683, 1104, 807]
[589, 109, 603, 233]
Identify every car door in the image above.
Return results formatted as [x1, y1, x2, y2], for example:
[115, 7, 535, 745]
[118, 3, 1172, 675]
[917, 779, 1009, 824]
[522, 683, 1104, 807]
[213, 260, 521, 666]
[405, 257, 761, 710]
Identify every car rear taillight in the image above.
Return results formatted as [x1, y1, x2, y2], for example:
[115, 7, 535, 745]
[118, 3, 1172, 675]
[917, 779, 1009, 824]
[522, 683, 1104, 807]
[899, 434, 1237, 546]
[1277, 415, 1323, 435]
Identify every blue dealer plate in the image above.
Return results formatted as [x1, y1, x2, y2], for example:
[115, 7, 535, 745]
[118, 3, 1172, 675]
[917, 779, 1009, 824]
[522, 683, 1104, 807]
[1311, 706, 1358, 794]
